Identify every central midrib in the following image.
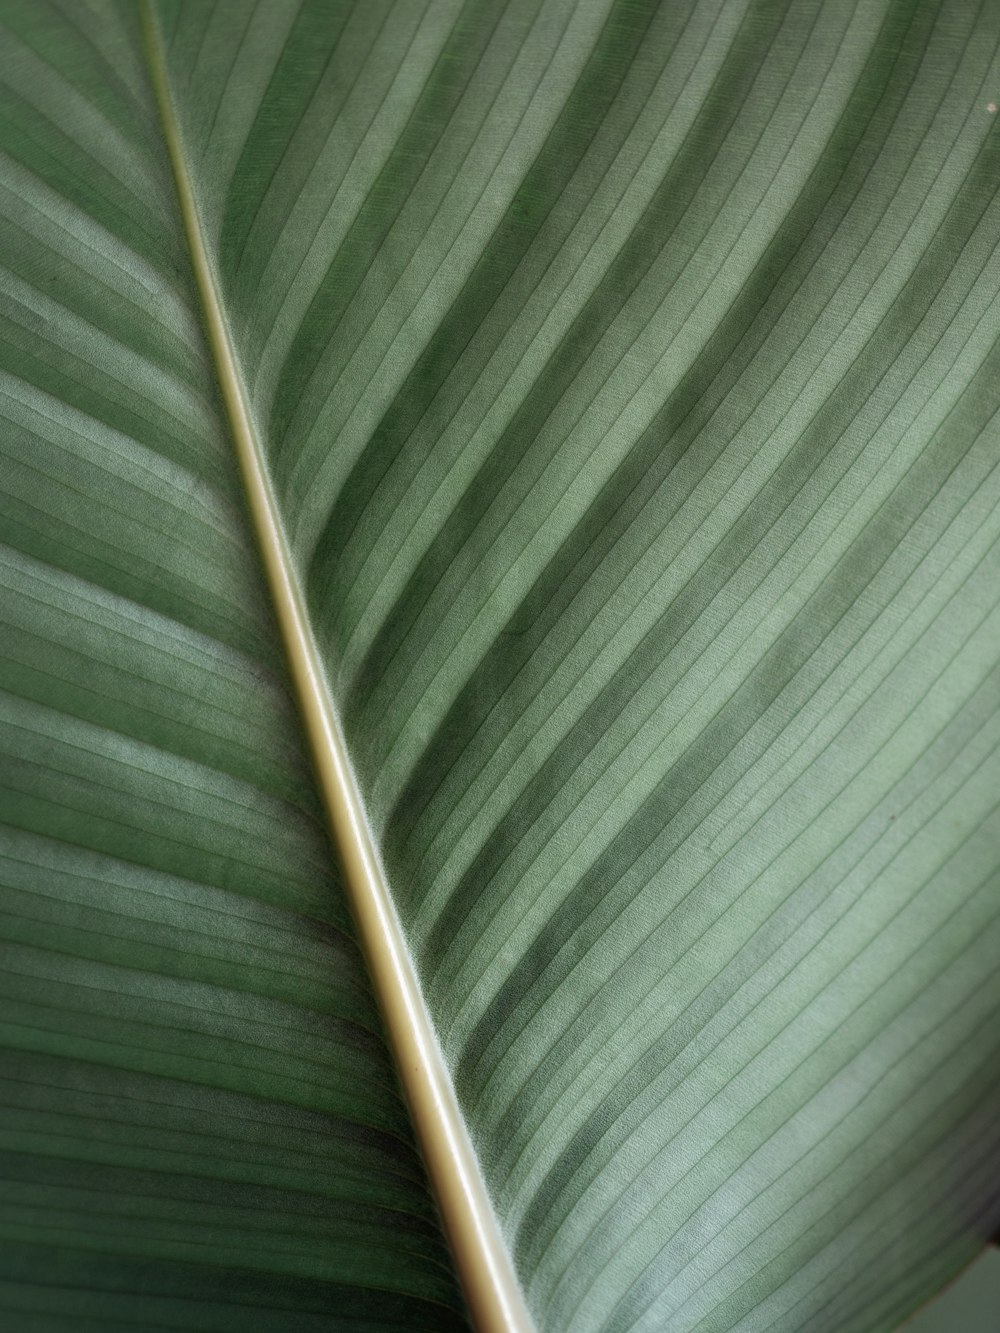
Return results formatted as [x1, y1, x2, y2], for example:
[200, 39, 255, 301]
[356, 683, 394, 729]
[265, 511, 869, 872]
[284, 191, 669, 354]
[138, 6, 532, 1329]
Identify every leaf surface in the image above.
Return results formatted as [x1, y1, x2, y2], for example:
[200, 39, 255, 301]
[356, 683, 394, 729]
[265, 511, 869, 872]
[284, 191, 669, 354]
[2, 1, 1000, 1330]
[0, 3, 465, 1327]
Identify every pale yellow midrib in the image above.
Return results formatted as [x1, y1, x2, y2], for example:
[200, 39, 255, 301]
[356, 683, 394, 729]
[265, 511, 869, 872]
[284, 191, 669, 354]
[140, 8, 533, 1330]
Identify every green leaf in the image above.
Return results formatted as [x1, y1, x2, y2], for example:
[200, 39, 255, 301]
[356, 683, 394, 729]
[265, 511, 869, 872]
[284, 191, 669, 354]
[0, 3, 464, 1328]
[2, 1, 999, 1331]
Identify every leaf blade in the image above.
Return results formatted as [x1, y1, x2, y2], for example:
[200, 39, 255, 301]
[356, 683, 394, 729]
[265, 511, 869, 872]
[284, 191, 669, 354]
[0, 2, 466, 1325]
[4, 0, 1000, 1329]
[163, 0, 1000, 1327]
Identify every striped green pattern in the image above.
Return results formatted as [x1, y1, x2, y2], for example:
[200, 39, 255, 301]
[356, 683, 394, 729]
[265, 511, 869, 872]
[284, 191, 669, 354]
[3, 0, 1000, 1330]
[0, 3, 464, 1328]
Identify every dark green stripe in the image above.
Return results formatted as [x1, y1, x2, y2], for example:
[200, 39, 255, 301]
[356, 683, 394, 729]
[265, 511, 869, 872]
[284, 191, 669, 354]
[218, 1, 358, 281]
[266, 0, 514, 459]
[378, 0, 933, 887]
[380, 0, 939, 929]
[306, 0, 683, 629]
[341, 0, 800, 782]
[0, 1239, 467, 1331]
[444, 149, 1000, 1110]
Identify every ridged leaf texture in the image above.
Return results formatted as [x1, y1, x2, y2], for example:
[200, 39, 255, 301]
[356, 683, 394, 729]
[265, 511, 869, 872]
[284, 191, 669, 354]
[1, 1, 999, 1330]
